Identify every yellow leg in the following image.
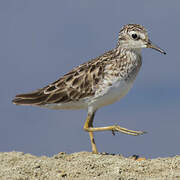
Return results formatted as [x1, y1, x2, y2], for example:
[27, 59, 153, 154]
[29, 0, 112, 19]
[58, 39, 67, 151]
[85, 125, 146, 136]
[83, 112, 98, 154]
[84, 111, 147, 153]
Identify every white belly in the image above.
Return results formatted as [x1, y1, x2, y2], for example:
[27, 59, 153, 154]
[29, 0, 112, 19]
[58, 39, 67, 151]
[89, 79, 133, 110]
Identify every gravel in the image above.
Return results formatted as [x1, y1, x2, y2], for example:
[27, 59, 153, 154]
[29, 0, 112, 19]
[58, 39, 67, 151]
[0, 151, 180, 180]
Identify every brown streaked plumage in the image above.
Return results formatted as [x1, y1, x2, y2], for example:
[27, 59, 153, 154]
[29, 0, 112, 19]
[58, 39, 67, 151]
[13, 50, 116, 106]
[12, 24, 166, 154]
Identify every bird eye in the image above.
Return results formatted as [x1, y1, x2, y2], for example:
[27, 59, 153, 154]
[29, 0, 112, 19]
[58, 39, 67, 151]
[131, 33, 138, 40]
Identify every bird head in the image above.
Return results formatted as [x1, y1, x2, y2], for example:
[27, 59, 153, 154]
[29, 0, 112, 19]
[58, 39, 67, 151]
[117, 24, 166, 54]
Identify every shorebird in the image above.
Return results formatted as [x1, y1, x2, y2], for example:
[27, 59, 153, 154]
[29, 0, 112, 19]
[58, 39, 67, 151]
[12, 24, 166, 154]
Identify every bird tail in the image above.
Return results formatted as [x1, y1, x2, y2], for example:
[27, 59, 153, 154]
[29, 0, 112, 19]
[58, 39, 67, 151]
[12, 89, 47, 106]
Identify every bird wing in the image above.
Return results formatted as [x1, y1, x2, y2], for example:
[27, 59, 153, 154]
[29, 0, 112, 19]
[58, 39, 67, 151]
[12, 52, 111, 106]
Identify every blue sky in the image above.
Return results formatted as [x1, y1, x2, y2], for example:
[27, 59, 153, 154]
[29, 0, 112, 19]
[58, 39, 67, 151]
[0, 0, 180, 158]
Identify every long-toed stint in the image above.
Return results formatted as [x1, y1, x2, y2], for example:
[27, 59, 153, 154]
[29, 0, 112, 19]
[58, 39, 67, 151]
[12, 24, 166, 154]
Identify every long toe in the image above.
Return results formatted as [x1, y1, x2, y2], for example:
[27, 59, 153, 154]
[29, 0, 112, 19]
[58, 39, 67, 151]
[113, 125, 147, 136]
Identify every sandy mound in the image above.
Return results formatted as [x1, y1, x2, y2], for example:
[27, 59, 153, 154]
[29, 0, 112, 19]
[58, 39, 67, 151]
[0, 151, 180, 180]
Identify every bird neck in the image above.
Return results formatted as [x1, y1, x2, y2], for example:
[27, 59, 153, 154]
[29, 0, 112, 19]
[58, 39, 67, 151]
[115, 47, 142, 58]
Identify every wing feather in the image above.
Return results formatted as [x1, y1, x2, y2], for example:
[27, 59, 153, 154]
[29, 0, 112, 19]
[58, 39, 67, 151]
[12, 50, 117, 106]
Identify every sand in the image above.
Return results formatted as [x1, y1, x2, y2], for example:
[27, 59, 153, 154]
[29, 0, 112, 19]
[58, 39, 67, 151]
[0, 151, 180, 180]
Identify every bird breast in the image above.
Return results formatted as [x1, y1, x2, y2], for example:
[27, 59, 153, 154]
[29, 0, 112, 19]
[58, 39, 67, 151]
[89, 53, 142, 110]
